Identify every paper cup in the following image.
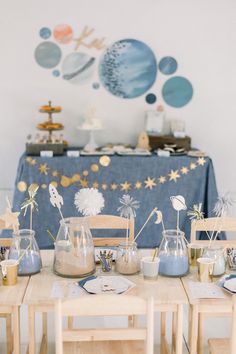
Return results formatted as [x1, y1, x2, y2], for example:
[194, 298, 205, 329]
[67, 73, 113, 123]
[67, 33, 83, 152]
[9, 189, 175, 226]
[188, 243, 205, 266]
[197, 257, 215, 283]
[142, 256, 160, 280]
[0, 259, 18, 285]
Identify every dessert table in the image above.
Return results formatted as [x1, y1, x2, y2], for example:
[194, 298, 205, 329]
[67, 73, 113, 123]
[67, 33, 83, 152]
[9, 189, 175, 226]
[0, 275, 29, 354]
[23, 250, 188, 354]
[12, 153, 219, 249]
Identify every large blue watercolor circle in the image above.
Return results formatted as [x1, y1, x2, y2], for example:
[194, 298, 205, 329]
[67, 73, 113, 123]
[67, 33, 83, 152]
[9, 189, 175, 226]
[34, 42, 62, 69]
[159, 56, 177, 75]
[99, 39, 157, 99]
[162, 76, 193, 108]
[39, 27, 51, 40]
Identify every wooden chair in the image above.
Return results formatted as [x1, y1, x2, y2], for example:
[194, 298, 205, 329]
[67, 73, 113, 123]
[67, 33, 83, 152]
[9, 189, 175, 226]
[54, 295, 154, 354]
[208, 295, 236, 354]
[86, 215, 135, 246]
[190, 217, 236, 246]
[0, 235, 13, 354]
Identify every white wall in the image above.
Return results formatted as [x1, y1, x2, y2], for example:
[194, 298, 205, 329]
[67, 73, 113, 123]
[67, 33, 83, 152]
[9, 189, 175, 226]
[0, 0, 236, 204]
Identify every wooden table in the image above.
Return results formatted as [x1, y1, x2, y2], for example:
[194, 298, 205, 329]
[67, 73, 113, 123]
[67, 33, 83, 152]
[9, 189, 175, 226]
[23, 250, 188, 354]
[0, 275, 29, 354]
[182, 271, 233, 354]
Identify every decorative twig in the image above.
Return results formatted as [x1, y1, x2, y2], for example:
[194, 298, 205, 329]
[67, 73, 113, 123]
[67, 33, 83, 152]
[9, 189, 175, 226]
[133, 207, 157, 243]
[152, 247, 158, 262]
[21, 184, 39, 230]
[47, 229, 56, 243]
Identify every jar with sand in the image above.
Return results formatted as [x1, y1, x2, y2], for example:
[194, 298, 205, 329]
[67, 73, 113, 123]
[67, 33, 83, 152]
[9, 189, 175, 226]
[53, 217, 95, 278]
[115, 241, 140, 275]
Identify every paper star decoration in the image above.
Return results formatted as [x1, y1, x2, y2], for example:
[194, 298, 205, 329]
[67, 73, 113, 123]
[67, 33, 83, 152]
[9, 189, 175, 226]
[159, 176, 166, 184]
[0, 208, 20, 231]
[102, 184, 108, 190]
[181, 166, 189, 175]
[144, 177, 156, 190]
[135, 181, 142, 189]
[197, 157, 206, 166]
[92, 181, 99, 189]
[190, 163, 197, 170]
[168, 170, 180, 182]
[111, 183, 118, 191]
[52, 170, 58, 177]
[39, 163, 49, 175]
[80, 179, 88, 188]
[120, 181, 131, 192]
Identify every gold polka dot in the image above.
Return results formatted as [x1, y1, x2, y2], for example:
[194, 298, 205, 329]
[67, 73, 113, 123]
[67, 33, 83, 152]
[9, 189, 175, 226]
[71, 174, 80, 182]
[83, 170, 89, 176]
[51, 181, 58, 188]
[99, 155, 111, 167]
[61, 176, 71, 188]
[91, 164, 99, 172]
[41, 184, 47, 189]
[17, 181, 27, 192]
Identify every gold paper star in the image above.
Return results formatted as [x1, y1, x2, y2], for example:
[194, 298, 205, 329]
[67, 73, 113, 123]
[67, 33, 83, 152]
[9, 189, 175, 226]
[80, 179, 88, 188]
[83, 170, 89, 176]
[168, 170, 180, 182]
[144, 177, 156, 190]
[181, 166, 189, 175]
[135, 181, 142, 189]
[102, 184, 108, 190]
[39, 163, 49, 175]
[111, 183, 118, 191]
[190, 163, 197, 170]
[92, 181, 99, 189]
[159, 176, 166, 184]
[120, 181, 131, 192]
[0, 208, 20, 231]
[197, 157, 206, 166]
[52, 170, 58, 177]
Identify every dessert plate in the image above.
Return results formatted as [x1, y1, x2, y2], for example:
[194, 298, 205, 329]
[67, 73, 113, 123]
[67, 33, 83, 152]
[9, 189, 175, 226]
[217, 274, 236, 294]
[79, 276, 135, 294]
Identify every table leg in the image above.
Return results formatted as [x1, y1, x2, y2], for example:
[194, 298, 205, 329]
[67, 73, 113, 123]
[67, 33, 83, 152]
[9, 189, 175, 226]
[190, 305, 198, 354]
[188, 305, 192, 347]
[29, 305, 35, 354]
[13, 306, 20, 354]
[160, 312, 166, 354]
[198, 313, 204, 354]
[176, 304, 183, 354]
[172, 311, 177, 354]
[39, 312, 48, 354]
[6, 314, 13, 354]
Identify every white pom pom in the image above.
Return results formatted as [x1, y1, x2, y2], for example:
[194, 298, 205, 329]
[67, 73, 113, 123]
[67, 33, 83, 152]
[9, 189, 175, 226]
[74, 188, 105, 216]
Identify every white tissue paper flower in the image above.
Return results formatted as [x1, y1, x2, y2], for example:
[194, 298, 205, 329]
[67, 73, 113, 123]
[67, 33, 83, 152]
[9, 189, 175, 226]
[74, 188, 105, 216]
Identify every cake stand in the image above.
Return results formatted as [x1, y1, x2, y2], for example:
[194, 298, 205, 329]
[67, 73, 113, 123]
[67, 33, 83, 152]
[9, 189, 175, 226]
[77, 127, 103, 152]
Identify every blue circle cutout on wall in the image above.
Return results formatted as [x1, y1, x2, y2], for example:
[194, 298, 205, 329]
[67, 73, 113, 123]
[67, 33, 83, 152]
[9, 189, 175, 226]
[159, 57, 177, 75]
[35, 42, 62, 69]
[39, 27, 51, 40]
[162, 76, 193, 108]
[52, 70, 60, 77]
[146, 93, 157, 104]
[99, 39, 157, 99]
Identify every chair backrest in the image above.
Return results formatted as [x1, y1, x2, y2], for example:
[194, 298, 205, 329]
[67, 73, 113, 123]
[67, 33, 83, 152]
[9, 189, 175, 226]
[87, 215, 135, 246]
[0, 220, 12, 247]
[54, 295, 154, 354]
[190, 217, 236, 246]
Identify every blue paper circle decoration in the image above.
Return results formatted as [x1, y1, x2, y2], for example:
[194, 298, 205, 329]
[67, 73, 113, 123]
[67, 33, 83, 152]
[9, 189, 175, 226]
[52, 70, 60, 77]
[162, 76, 193, 108]
[159, 57, 177, 75]
[62, 52, 96, 85]
[34, 42, 62, 69]
[99, 39, 157, 99]
[92, 82, 100, 89]
[39, 27, 51, 40]
[146, 93, 157, 104]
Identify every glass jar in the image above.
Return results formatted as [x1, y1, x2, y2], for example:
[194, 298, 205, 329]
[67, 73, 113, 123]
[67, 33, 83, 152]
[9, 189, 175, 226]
[158, 229, 189, 277]
[9, 229, 42, 276]
[115, 241, 140, 275]
[203, 246, 226, 277]
[53, 217, 96, 278]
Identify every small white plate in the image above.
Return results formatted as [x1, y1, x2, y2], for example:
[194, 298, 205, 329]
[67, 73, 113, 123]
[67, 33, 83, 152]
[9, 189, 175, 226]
[83, 276, 135, 294]
[223, 278, 236, 293]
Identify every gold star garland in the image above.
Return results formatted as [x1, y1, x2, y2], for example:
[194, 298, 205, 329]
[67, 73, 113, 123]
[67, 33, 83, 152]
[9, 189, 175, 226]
[21, 156, 208, 192]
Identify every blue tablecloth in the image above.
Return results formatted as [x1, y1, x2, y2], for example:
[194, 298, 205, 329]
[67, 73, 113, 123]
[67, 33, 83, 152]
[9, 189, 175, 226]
[11, 153, 219, 249]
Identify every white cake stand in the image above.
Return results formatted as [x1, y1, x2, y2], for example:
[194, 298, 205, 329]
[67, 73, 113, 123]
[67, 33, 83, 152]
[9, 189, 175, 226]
[77, 127, 103, 152]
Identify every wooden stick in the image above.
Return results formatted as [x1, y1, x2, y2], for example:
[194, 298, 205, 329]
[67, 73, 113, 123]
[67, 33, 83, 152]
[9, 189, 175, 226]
[133, 207, 157, 243]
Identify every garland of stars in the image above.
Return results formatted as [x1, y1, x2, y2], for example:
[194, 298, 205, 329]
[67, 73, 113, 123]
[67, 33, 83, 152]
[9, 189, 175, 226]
[18, 156, 207, 193]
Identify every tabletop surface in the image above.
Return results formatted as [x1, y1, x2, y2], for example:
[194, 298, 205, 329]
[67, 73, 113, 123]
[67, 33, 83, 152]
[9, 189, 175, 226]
[0, 276, 29, 306]
[23, 250, 188, 306]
